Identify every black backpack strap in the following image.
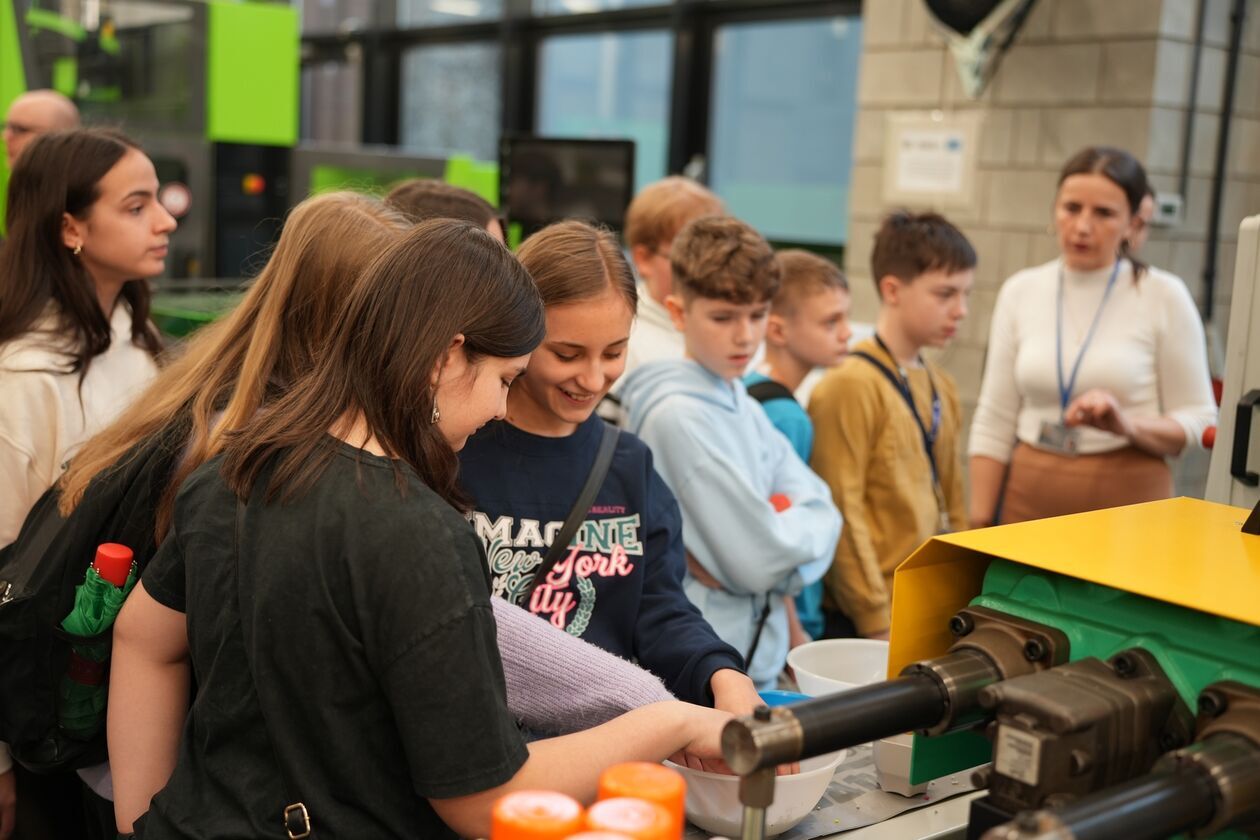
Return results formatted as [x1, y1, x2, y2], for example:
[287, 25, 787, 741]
[746, 379, 795, 405]
[233, 498, 315, 839]
[521, 422, 620, 605]
[743, 594, 773, 667]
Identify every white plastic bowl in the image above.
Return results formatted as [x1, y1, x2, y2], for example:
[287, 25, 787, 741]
[664, 750, 846, 836]
[787, 638, 890, 697]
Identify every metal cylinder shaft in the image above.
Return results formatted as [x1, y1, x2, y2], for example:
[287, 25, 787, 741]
[792, 673, 946, 757]
[982, 771, 1217, 840]
[723, 673, 945, 774]
[1049, 771, 1217, 840]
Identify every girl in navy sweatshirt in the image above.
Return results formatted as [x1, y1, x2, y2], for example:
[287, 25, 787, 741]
[459, 221, 761, 716]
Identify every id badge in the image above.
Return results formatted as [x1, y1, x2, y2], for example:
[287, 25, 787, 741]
[1037, 420, 1081, 456]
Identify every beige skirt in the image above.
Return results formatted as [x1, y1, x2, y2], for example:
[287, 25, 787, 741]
[999, 442, 1173, 525]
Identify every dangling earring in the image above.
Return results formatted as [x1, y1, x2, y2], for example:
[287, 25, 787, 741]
[72, 244, 82, 256]
[431, 401, 440, 424]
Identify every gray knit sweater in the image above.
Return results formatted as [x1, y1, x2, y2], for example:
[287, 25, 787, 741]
[491, 598, 674, 735]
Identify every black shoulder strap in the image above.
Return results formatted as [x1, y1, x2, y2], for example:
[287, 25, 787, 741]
[746, 379, 795, 405]
[850, 350, 899, 386]
[521, 422, 620, 605]
[234, 498, 317, 839]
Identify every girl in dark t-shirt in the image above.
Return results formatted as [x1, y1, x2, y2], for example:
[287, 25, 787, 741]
[109, 220, 733, 840]
[461, 221, 763, 716]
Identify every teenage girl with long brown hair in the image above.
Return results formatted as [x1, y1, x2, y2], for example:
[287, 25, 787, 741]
[109, 219, 730, 838]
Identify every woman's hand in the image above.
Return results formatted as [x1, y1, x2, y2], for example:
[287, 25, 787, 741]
[669, 703, 734, 774]
[1064, 389, 1134, 440]
[708, 672, 800, 775]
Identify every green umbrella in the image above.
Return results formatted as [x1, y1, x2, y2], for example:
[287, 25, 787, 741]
[58, 544, 137, 740]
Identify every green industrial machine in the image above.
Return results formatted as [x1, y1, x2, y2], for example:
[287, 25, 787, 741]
[1, 0, 299, 280]
[723, 498, 1260, 840]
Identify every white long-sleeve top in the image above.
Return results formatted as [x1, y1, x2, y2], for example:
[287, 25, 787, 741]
[969, 258, 1216, 462]
[0, 303, 159, 547]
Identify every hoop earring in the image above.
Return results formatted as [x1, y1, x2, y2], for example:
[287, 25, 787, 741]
[72, 244, 82, 256]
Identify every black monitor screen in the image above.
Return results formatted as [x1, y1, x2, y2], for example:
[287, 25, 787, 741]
[499, 136, 635, 236]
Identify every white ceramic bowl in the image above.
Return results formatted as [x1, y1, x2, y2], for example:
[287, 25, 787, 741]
[664, 750, 846, 837]
[787, 638, 890, 697]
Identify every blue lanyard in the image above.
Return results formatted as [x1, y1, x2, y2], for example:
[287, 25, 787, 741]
[869, 335, 942, 483]
[1056, 260, 1121, 416]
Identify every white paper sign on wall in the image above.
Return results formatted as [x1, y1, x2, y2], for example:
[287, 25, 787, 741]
[882, 111, 982, 211]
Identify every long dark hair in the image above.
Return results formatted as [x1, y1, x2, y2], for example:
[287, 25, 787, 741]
[221, 218, 545, 510]
[0, 128, 163, 372]
[1057, 146, 1149, 280]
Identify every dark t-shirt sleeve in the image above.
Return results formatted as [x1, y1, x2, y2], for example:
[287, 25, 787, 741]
[141, 529, 187, 613]
[360, 511, 527, 799]
[381, 603, 528, 798]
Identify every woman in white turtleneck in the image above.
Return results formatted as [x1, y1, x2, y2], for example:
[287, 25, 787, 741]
[968, 146, 1216, 527]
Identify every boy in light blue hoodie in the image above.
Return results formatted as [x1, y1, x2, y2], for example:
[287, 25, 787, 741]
[619, 216, 842, 689]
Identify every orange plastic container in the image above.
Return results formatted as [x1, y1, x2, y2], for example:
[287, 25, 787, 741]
[597, 763, 685, 837]
[565, 834, 636, 840]
[491, 791, 585, 840]
[585, 797, 675, 840]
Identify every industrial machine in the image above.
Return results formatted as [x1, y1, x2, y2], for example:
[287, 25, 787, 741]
[723, 497, 1260, 840]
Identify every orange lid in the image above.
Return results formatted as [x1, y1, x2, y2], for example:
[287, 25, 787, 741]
[597, 763, 685, 836]
[585, 798, 674, 840]
[565, 834, 636, 840]
[491, 791, 585, 840]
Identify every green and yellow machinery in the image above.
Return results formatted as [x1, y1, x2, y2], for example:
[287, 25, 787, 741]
[725, 497, 1260, 840]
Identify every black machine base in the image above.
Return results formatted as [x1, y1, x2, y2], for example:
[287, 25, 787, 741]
[967, 795, 1016, 840]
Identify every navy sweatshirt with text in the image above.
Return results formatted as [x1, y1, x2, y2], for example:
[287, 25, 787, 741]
[458, 414, 744, 706]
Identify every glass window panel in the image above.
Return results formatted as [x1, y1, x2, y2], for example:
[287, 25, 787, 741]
[532, 0, 664, 17]
[400, 42, 502, 161]
[708, 17, 862, 245]
[397, 0, 502, 26]
[536, 30, 673, 192]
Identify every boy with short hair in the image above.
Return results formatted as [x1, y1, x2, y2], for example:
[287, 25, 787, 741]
[744, 250, 853, 642]
[620, 217, 842, 689]
[808, 211, 975, 641]
[620, 177, 726, 375]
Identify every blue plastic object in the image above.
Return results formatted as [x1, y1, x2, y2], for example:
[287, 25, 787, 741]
[758, 690, 809, 707]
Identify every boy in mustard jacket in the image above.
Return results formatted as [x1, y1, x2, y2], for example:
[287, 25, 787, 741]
[808, 211, 975, 640]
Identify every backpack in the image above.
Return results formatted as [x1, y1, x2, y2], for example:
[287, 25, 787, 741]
[0, 424, 185, 772]
[746, 379, 795, 405]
